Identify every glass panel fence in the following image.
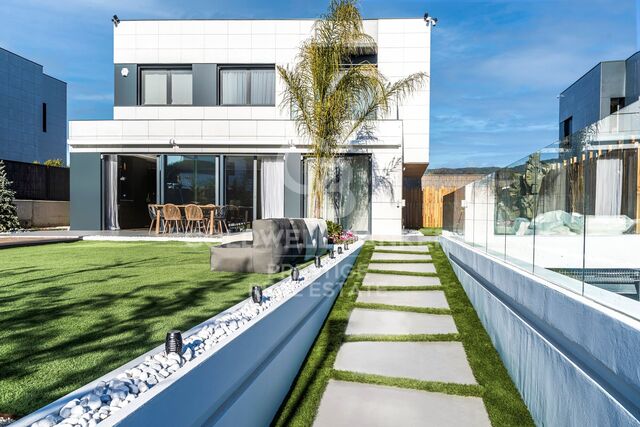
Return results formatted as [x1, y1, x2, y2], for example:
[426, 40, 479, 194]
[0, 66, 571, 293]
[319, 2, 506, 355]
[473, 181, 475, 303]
[441, 110, 640, 320]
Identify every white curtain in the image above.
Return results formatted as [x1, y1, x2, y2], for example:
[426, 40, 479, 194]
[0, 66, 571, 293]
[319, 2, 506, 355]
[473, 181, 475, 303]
[104, 155, 120, 230]
[250, 69, 275, 105]
[595, 158, 623, 215]
[221, 70, 247, 105]
[142, 71, 167, 105]
[171, 71, 193, 105]
[261, 156, 284, 218]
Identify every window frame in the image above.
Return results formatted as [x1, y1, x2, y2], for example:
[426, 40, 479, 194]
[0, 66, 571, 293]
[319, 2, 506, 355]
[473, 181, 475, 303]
[218, 65, 276, 107]
[139, 65, 193, 106]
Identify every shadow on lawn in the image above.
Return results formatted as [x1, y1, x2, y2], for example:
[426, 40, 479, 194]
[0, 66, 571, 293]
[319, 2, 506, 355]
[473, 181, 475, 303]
[0, 244, 283, 416]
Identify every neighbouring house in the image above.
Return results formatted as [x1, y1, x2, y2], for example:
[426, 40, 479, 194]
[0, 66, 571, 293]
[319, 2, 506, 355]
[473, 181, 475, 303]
[0, 47, 67, 164]
[67, 18, 431, 233]
[559, 50, 639, 141]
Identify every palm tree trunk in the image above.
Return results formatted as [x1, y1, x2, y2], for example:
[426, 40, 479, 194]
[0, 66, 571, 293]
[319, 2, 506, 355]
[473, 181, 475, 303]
[312, 156, 325, 218]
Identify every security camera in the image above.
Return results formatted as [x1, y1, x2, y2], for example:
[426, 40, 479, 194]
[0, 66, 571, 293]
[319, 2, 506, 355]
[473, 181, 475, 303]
[424, 12, 438, 27]
[112, 15, 120, 27]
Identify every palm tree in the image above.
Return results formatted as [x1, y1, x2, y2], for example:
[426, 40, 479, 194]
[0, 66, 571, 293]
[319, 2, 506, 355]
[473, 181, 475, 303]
[278, 0, 427, 218]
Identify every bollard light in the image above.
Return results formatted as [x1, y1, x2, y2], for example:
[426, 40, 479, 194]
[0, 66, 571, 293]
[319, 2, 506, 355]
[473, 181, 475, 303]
[344, 242, 349, 250]
[251, 286, 263, 304]
[165, 330, 183, 355]
[291, 266, 300, 281]
[329, 249, 335, 259]
[337, 246, 343, 255]
[315, 256, 322, 268]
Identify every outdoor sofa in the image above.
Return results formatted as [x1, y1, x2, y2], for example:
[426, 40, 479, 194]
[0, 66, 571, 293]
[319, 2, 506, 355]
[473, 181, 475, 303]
[210, 218, 329, 274]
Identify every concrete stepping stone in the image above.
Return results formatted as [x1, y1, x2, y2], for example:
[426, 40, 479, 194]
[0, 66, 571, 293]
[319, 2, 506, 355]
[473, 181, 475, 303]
[357, 290, 449, 309]
[371, 252, 432, 261]
[362, 272, 441, 287]
[345, 308, 457, 335]
[334, 341, 476, 384]
[369, 262, 436, 274]
[375, 245, 429, 253]
[314, 380, 491, 427]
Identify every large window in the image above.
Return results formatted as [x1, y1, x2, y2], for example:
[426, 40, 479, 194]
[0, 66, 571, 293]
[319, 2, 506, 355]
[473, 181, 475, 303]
[225, 156, 260, 221]
[141, 68, 193, 105]
[220, 67, 275, 106]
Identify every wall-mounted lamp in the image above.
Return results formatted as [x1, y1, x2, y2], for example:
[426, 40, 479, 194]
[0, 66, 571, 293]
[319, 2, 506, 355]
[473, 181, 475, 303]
[121, 67, 129, 78]
[112, 15, 120, 27]
[165, 330, 183, 355]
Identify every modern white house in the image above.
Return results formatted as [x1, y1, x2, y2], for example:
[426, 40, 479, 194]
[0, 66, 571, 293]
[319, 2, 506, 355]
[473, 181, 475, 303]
[67, 18, 431, 233]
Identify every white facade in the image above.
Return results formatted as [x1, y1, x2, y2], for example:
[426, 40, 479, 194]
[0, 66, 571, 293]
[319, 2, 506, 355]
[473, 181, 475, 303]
[68, 18, 431, 235]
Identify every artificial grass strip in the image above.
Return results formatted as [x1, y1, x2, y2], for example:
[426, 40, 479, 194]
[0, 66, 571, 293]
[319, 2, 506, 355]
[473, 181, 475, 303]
[272, 242, 374, 427]
[353, 302, 450, 315]
[332, 370, 483, 398]
[344, 333, 460, 342]
[419, 227, 442, 236]
[428, 242, 534, 426]
[367, 269, 438, 277]
[373, 242, 430, 247]
[374, 249, 432, 255]
[360, 285, 444, 292]
[0, 241, 291, 417]
[368, 259, 433, 264]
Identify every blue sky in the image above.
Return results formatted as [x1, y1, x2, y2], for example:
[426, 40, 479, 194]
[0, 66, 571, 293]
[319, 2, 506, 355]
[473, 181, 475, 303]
[0, 0, 636, 168]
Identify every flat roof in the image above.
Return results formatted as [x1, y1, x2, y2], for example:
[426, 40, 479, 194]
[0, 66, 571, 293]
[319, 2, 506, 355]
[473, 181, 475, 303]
[560, 50, 640, 95]
[0, 46, 66, 85]
[118, 16, 425, 22]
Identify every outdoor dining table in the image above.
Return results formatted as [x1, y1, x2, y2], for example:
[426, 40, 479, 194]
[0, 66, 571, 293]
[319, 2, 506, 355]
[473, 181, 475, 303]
[149, 204, 217, 235]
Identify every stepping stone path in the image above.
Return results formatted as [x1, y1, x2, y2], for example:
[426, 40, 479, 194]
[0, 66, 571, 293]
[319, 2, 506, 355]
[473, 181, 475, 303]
[362, 272, 441, 287]
[370, 252, 432, 261]
[368, 262, 437, 274]
[357, 290, 449, 308]
[315, 243, 491, 427]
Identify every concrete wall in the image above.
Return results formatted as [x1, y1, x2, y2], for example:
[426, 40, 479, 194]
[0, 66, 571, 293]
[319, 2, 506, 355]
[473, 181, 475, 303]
[559, 64, 602, 137]
[14, 200, 69, 228]
[0, 47, 66, 164]
[69, 153, 102, 230]
[440, 236, 640, 427]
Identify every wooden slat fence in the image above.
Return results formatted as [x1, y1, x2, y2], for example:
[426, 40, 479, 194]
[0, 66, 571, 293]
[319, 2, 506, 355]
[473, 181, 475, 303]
[422, 186, 457, 228]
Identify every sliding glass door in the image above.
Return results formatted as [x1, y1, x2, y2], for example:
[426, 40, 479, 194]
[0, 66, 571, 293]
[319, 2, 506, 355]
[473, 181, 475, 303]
[164, 155, 216, 204]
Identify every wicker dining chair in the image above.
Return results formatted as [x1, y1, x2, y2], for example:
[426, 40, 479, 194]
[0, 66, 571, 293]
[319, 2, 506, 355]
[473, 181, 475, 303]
[163, 203, 183, 233]
[147, 205, 164, 234]
[184, 204, 206, 234]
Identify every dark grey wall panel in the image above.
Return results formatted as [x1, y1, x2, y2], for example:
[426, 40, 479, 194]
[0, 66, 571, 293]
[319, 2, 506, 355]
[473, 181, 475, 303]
[70, 153, 102, 230]
[0, 47, 67, 164]
[284, 152, 302, 218]
[626, 52, 640, 106]
[599, 61, 626, 119]
[193, 64, 217, 106]
[114, 64, 138, 106]
[559, 64, 602, 138]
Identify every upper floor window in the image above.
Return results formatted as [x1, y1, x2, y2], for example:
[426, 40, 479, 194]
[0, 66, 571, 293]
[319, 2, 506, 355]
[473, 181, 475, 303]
[141, 68, 193, 105]
[220, 67, 275, 106]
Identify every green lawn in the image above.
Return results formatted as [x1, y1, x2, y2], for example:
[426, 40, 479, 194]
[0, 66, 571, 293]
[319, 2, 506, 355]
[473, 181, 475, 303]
[273, 241, 533, 426]
[419, 227, 442, 236]
[0, 241, 288, 417]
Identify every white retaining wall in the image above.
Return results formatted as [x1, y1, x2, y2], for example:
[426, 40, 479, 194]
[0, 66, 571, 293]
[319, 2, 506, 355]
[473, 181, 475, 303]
[440, 236, 640, 427]
[16, 243, 362, 427]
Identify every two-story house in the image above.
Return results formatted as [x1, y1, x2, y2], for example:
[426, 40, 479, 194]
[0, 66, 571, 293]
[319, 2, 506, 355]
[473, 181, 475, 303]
[67, 17, 431, 234]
